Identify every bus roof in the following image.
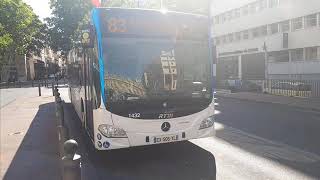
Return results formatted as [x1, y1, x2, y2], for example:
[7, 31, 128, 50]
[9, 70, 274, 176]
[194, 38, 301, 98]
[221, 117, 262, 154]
[92, 7, 209, 40]
[94, 7, 208, 18]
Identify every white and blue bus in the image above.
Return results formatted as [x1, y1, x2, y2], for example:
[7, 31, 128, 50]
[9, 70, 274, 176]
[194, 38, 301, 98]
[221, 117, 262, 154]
[67, 7, 216, 150]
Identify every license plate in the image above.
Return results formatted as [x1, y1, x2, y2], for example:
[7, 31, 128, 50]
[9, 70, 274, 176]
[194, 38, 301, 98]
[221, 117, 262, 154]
[153, 134, 179, 144]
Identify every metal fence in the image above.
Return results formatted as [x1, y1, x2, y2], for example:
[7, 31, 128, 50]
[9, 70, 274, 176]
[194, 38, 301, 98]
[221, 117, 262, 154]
[217, 79, 320, 97]
[264, 80, 320, 97]
[0, 78, 68, 89]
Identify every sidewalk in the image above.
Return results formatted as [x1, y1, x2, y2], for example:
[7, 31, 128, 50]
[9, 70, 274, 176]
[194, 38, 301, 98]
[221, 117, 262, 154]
[0, 88, 60, 180]
[215, 91, 320, 111]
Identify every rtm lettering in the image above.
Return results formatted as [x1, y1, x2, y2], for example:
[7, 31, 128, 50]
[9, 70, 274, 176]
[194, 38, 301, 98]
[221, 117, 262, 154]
[158, 113, 174, 119]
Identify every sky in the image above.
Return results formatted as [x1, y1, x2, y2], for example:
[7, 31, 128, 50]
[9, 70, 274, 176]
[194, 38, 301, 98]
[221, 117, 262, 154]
[23, 0, 256, 20]
[23, 0, 52, 20]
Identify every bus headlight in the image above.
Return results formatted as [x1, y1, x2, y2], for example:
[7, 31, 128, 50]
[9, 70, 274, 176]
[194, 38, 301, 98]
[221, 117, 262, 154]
[98, 124, 127, 138]
[199, 116, 214, 130]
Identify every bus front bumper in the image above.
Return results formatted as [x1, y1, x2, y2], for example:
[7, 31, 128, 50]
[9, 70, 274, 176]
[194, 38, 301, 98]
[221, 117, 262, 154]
[94, 125, 214, 150]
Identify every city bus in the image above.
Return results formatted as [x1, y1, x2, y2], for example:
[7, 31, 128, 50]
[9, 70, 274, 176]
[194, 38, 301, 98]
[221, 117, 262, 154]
[67, 7, 216, 150]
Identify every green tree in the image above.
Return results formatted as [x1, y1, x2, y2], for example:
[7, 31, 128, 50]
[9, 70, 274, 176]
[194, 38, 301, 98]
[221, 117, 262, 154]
[0, 0, 47, 70]
[46, 0, 92, 55]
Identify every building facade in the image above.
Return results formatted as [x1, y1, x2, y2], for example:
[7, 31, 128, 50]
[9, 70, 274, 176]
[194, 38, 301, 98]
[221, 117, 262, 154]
[28, 48, 63, 80]
[212, 0, 320, 81]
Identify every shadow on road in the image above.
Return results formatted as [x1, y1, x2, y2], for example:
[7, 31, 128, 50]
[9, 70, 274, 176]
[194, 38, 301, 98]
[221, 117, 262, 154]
[214, 99, 320, 179]
[90, 142, 216, 180]
[3, 102, 60, 180]
[64, 103, 216, 180]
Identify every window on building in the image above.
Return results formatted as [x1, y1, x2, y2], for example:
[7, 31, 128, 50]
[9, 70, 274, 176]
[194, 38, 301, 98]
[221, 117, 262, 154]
[291, 49, 304, 61]
[280, 20, 290, 32]
[259, 0, 267, 10]
[234, 8, 241, 18]
[292, 17, 303, 31]
[268, 0, 279, 8]
[268, 50, 289, 62]
[249, 3, 257, 14]
[269, 23, 279, 34]
[243, 30, 249, 39]
[260, 25, 268, 36]
[252, 28, 260, 38]
[220, 56, 239, 79]
[215, 37, 220, 45]
[215, 16, 220, 24]
[242, 5, 249, 16]
[305, 14, 317, 28]
[228, 33, 234, 42]
[221, 14, 226, 23]
[235, 32, 241, 41]
[226, 11, 232, 21]
[222, 35, 227, 44]
[305, 47, 319, 61]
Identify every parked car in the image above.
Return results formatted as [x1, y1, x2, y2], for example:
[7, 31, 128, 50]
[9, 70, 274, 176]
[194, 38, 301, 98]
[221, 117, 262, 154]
[271, 81, 311, 91]
[271, 82, 296, 90]
[48, 74, 55, 79]
[295, 82, 312, 91]
[241, 80, 262, 92]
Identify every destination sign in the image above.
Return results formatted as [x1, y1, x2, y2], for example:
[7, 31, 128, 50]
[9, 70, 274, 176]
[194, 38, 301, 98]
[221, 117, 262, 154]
[99, 9, 208, 40]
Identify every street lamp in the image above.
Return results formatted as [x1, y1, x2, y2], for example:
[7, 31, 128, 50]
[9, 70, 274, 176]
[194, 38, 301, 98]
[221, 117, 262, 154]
[263, 41, 268, 80]
[263, 41, 268, 93]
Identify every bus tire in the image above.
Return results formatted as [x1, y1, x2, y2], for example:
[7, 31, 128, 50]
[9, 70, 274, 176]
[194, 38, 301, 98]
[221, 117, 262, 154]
[81, 126, 101, 156]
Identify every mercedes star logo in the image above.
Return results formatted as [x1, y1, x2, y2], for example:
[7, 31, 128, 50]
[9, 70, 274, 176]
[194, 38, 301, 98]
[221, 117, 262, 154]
[161, 122, 171, 132]
[163, 102, 167, 108]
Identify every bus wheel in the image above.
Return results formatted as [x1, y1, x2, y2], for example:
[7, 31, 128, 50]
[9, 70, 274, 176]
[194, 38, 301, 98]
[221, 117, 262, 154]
[81, 126, 101, 156]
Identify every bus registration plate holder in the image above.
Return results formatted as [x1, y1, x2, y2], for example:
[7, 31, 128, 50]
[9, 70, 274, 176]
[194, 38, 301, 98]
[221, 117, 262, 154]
[153, 134, 179, 144]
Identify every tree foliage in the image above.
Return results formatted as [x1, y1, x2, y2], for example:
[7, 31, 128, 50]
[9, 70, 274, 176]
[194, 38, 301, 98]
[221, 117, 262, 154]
[46, 0, 92, 55]
[0, 0, 47, 69]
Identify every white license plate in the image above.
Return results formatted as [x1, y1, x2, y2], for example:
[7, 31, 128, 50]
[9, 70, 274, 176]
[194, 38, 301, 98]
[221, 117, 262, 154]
[153, 134, 179, 144]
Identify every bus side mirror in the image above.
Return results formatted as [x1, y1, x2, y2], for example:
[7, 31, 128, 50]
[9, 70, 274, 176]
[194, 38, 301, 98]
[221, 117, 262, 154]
[81, 25, 94, 48]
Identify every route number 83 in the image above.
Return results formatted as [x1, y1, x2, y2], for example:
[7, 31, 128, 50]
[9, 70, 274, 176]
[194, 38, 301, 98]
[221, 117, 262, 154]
[108, 18, 127, 33]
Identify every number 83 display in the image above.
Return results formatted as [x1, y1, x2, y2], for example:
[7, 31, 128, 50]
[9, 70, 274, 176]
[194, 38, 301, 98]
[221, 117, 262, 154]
[108, 18, 127, 33]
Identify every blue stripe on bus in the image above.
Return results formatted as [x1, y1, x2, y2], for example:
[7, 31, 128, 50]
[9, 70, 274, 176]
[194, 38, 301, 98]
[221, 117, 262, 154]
[92, 8, 106, 106]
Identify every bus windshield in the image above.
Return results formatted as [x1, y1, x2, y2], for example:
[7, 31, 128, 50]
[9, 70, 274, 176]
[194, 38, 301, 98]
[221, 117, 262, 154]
[97, 9, 212, 119]
[102, 38, 212, 119]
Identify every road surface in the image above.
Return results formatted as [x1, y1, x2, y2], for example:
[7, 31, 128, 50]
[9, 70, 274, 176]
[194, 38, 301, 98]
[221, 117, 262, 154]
[2, 88, 319, 179]
[62, 92, 320, 180]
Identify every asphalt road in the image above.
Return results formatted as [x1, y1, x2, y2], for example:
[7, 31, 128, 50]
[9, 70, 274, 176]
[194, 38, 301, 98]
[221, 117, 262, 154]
[61, 92, 320, 180]
[214, 97, 320, 179]
[215, 96, 320, 155]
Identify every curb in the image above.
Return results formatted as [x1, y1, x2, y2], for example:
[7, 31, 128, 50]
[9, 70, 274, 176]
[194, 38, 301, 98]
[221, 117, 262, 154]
[215, 93, 320, 112]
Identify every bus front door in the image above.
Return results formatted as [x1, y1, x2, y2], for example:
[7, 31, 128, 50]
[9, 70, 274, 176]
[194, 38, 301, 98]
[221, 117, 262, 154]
[84, 51, 94, 139]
